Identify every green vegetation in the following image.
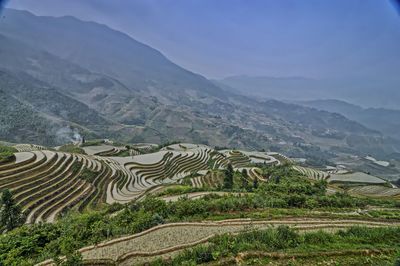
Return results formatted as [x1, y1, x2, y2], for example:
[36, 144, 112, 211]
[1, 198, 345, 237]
[0, 189, 24, 233]
[1, 163, 397, 265]
[241, 169, 250, 190]
[58, 144, 86, 154]
[78, 168, 99, 184]
[151, 226, 400, 265]
[0, 144, 17, 163]
[223, 164, 234, 189]
[70, 161, 100, 184]
[0, 165, 390, 265]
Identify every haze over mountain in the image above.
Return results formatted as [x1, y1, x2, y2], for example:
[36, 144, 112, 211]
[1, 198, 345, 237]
[6, 0, 400, 110]
[0, 8, 398, 159]
[7, 1, 400, 79]
[297, 99, 400, 141]
[216, 75, 400, 109]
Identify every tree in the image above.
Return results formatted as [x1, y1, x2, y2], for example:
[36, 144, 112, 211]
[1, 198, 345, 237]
[241, 169, 249, 189]
[223, 164, 234, 189]
[253, 178, 259, 190]
[54, 236, 83, 266]
[0, 189, 24, 232]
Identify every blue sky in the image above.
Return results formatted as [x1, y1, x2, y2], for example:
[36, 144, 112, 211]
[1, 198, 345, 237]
[6, 0, 400, 79]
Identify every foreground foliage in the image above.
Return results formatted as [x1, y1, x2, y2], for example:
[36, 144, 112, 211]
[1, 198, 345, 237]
[0, 164, 398, 265]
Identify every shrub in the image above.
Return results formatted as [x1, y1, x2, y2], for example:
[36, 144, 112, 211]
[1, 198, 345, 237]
[303, 230, 335, 245]
[275, 225, 300, 248]
[78, 168, 99, 183]
[193, 245, 214, 264]
[0, 145, 17, 163]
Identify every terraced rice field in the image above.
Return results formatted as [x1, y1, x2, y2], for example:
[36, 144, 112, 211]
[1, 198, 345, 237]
[248, 167, 267, 181]
[209, 151, 229, 169]
[108, 147, 212, 203]
[1, 143, 289, 224]
[131, 143, 158, 153]
[348, 185, 400, 198]
[242, 151, 279, 165]
[328, 172, 386, 184]
[162, 143, 209, 151]
[268, 152, 292, 164]
[82, 145, 127, 156]
[0, 150, 114, 223]
[189, 167, 266, 188]
[292, 166, 329, 180]
[36, 218, 400, 266]
[223, 150, 251, 168]
[13, 144, 47, 152]
[327, 168, 349, 175]
[189, 171, 224, 188]
[0, 144, 219, 222]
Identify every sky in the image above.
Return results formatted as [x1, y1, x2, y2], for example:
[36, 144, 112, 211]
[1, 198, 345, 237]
[5, 0, 400, 79]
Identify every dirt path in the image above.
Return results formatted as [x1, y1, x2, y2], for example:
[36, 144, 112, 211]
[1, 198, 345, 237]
[36, 217, 400, 266]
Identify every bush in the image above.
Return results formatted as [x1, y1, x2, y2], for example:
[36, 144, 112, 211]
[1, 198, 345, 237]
[275, 225, 300, 248]
[78, 168, 99, 183]
[0, 145, 17, 163]
[303, 230, 335, 245]
[193, 245, 214, 264]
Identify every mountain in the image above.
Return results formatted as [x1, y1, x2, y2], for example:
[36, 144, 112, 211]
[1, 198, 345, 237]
[0, 8, 225, 101]
[217, 75, 400, 109]
[0, 9, 398, 158]
[298, 99, 400, 141]
[0, 70, 114, 145]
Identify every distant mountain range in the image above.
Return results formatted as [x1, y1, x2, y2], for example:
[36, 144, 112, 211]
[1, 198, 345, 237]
[216, 75, 400, 109]
[0, 8, 399, 158]
[297, 99, 400, 141]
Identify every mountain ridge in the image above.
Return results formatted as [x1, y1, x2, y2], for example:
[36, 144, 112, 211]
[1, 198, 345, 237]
[0, 8, 398, 158]
[298, 99, 400, 141]
[217, 75, 400, 109]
